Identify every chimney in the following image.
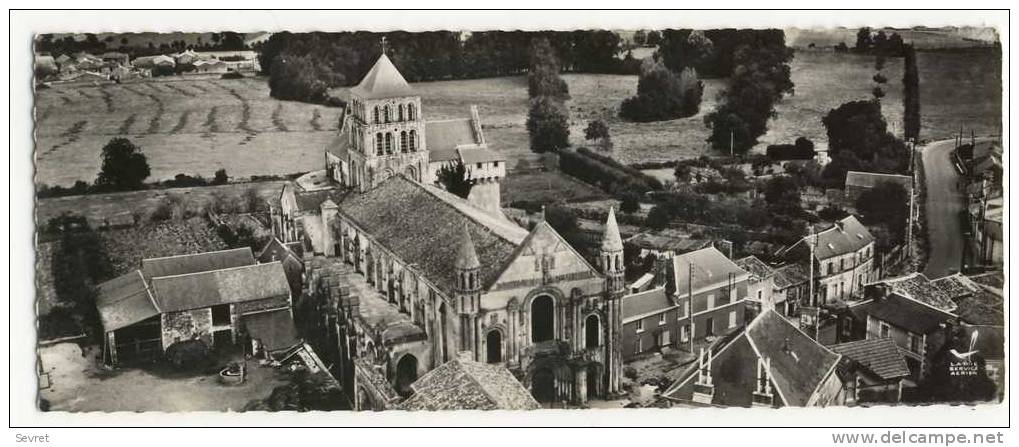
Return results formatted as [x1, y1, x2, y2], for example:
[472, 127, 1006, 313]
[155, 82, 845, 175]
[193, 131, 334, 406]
[469, 105, 485, 145]
[692, 347, 715, 404]
[834, 220, 845, 232]
[752, 357, 775, 407]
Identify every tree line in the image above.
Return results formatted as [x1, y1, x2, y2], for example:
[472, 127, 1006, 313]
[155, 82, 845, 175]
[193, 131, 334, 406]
[259, 31, 632, 105]
[36, 32, 249, 59]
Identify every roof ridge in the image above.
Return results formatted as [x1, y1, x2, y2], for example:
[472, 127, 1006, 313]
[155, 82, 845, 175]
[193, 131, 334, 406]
[415, 178, 523, 247]
[143, 247, 252, 262]
[149, 259, 283, 281]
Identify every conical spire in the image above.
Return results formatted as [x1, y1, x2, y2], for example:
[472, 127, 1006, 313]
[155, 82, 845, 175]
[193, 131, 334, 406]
[350, 53, 414, 99]
[454, 224, 481, 270]
[601, 207, 624, 252]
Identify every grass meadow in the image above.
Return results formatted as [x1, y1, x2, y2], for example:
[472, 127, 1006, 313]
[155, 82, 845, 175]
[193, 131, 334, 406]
[34, 48, 1000, 188]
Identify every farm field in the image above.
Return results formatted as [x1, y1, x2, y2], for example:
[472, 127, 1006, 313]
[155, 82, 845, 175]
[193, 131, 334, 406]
[501, 170, 607, 205]
[35, 180, 288, 225]
[35, 76, 342, 187]
[35, 48, 999, 187]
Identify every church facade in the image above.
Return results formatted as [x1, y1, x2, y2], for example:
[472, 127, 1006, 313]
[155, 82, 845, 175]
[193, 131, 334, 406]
[275, 53, 623, 408]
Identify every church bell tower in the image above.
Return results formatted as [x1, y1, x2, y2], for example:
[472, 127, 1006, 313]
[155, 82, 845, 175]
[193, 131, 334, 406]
[344, 48, 430, 191]
[598, 207, 625, 395]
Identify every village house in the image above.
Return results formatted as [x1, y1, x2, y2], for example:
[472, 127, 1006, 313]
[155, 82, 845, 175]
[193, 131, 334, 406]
[665, 246, 751, 344]
[847, 287, 958, 380]
[735, 255, 778, 314]
[193, 59, 229, 74]
[256, 237, 306, 298]
[829, 337, 911, 404]
[663, 309, 845, 407]
[780, 215, 876, 304]
[771, 262, 810, 317]
[620, 286, 674, 360]
[95, 248, 297, 366]
[274, 52, 627, 408]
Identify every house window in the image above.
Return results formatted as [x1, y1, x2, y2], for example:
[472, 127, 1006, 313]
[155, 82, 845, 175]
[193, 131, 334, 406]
[840, 259, 845, 271]
[705, 317, 715, 336]
[909, 334, 922, 353]
[494, 161, 500, 168]
[757, 290, 762, 301]
[636, 319, 644, 333]
[728, 311, 737, 328]
[636, 338, 643, 354]
[211, 304, 231, 326]
[680, 325, 690, 343]
[879, 322, 890, 339]
[477, 163, 483, 169]
[706, 294, 715, 310]
[659, 313, 666, 326]
[828, 262, 834, 275]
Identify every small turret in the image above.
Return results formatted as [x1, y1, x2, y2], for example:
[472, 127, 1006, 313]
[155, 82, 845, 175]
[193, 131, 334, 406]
[454, 224, 483, 360]
[454, 224, 481, 273]
[599, 207, 625, 294]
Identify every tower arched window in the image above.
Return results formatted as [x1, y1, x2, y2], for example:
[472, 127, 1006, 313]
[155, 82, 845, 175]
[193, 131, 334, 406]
[375, 132, 384, 156]
[385, 133, 393, 155]
[398, 104, 405, 122]
[400, 131, 408, 153]
[384, 105, 391, 123]
[408, 103, 416, 121]
[373, 106, 380, 124]
[409, 130, 417, 151]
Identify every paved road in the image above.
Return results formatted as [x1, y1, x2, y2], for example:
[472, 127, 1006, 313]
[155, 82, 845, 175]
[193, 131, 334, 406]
[921, 139, 966, 278]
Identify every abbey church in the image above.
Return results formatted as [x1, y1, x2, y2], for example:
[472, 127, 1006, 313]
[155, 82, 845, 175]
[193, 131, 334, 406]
[272, 52, 624, 409]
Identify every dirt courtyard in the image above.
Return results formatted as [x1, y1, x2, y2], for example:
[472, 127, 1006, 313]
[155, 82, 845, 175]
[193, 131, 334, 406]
[38, 342, 290, 412]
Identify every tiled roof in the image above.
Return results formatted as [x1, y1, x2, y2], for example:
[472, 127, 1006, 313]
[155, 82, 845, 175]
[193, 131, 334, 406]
[671, 246, 748, 294]
[953, 288, 1004, 326]
[785, 215, 875, 260]
[747, 310, 842, 406]
[625, 232, 713, 253]
[242, 309, 299, 352]
[339, 175, 523, 296]
[401, 353, 540, 411]
[854, 293, 957, 335]
[735, 255, 774, 280]
[294, 188, 351, 214]
[149, 262, 291, 313]
[349, 54, 414, 99]
[622, 287, 671, 321]
[459, 147, 504, 164]
[141, 248, 255, 281]
[425, 119, 480, 151]
[96, 270, 159, 331]
[845, 171, 913, 191]
[874, 273, 966, 312]
[830, 338, 910, 380]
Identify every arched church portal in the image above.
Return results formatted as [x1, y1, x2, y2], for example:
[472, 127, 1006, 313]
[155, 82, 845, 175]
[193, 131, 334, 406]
[531, 295, 555, 343]
[395, 354, 418, 398]
[486, 329, 502, 363]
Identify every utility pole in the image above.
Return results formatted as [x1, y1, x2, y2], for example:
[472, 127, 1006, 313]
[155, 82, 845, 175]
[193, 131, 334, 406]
[688, 260, 694, 354]
[729, 130, 735, 161]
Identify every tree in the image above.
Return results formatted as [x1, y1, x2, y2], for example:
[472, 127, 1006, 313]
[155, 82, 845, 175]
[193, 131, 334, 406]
[621, 59, 703, 122]
[855, 181, 909, 246]
[619, 191, 641, 214]
[633, 30, 647, 46]
[821, 100, 909, 182]
[872, 72, 888, 84]
[435, 160, 473, 199]
[705, 34, 794, 154]
[855, 27, 873, 52]
[94, 138, 150, 192]
[763, 175, 802, 208]
[526, 97, 570, 153]
[903, 44, 921, 142]
[872, 86, 886, 99]
[213, 168, 229, 185]
[646, 30, 662, 47]
[528, 37, 569, 100]
[584, 120, 612, 150]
